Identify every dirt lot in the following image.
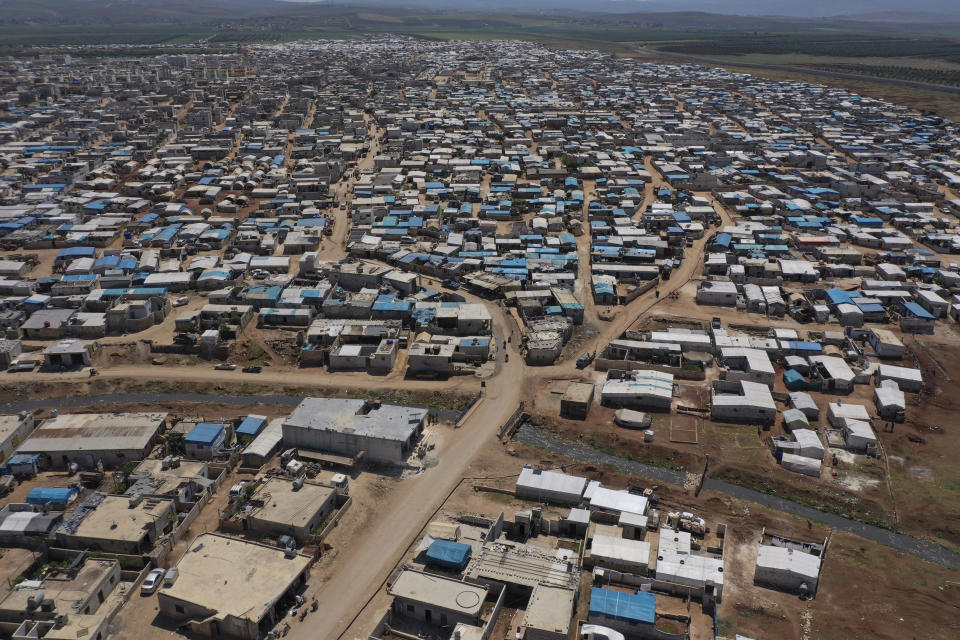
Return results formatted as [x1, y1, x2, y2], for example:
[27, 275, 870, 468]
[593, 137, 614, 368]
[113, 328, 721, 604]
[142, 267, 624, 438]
[500, 440, 960, 640]
[525, 309, 960, 553]
[0, 375, 478, 414]
[343, 433, 960, 640]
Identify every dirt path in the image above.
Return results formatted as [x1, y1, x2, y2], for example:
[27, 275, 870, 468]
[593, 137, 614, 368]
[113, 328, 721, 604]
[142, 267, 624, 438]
[0, 364, 474, 393]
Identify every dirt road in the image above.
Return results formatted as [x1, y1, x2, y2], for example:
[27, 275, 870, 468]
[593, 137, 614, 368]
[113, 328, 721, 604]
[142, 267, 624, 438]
[0, 363, 472, 393]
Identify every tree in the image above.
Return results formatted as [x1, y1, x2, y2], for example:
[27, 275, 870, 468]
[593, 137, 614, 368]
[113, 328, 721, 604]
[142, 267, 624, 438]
[165, 432, 185, 456]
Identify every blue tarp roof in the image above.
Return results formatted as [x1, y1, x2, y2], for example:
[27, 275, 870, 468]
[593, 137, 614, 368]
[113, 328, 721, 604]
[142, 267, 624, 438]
[901, 301, 934, 320]
[589, 587, 655, 624]
[56, 246, 95, 259]
[783, 369, 806, 390]
[27, 487, 77, 505]
[425, 539, 472, 570]
[237, 415, 266, 437]
[185, 422, 225, 446]
[7, 453, 40, 467]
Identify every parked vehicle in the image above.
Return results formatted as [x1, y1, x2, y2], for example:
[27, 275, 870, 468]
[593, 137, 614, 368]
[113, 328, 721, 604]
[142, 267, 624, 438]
[141, 568, 166, 595]
[7, 360, 37, 373]
[576, 351, 596, 369]
[173, 297, 189, 307]
[242, 365, 262, 373]
[162, 567, 179, 588]
[214, 363, 237, 371]
[712, 317, 722, 330]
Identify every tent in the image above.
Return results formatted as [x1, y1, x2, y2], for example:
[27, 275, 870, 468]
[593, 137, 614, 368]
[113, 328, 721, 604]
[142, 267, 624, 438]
[26, 487, 78, 506]
[424, 539, 472, 570]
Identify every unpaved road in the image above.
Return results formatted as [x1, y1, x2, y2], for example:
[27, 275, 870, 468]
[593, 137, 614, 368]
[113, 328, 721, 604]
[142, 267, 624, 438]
[294, 189, 728, 639]
[0, 363, 471, 393]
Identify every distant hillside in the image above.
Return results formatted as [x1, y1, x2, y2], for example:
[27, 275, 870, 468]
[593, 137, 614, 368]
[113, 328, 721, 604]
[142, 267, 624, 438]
[279, 0, 960, 19]
[835, 11, 960, 23]
[0, 0, 277, 24]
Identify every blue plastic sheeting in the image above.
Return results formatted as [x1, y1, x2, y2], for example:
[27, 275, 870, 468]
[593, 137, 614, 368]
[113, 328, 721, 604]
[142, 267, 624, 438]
[185, 422, 225, 446]
[783, 369, 806, 390]
[27, 487, 77, 505]
[56, 246, 96, 259]
[589, 587, 655, 624]
[425, 539, 472, 570]
[901, 301, 935, 320]
[237, 415, 266, 437]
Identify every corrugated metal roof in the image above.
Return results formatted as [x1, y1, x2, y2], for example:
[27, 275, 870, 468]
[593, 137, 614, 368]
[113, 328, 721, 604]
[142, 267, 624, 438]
[589, 587, 655, 624]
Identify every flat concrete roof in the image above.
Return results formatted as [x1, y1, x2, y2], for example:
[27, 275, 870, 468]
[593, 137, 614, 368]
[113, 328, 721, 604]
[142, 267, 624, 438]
[563, 382, 594, 404]
[161, 533, 310, 622]
[284, 398, 426, 442]
[520, 583, 576, 635]
[388, 569, 486, 616]
[251, 478, 335, 527]
[0, 559, 117, 614]
[591, 533, 652, 566]
[18, 412, 166, 454]
[64, 495, 171, 542]
[128, 459, 208, 496]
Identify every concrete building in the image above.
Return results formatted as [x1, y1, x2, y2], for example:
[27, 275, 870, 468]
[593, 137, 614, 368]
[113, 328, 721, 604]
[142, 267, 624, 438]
[720, 347, 775, 387]
[586, 530, 652, 574]
[57, 494, 175, 554]
[601, 370, 674, 411]
[755, 544, 821, 594]
[158, 533, 311, 639]
[183, 422, 228, 459]
[125, 458, 212, 509]
[867, 328, 904, 359]
[242, 477, 336, 544]
[710, 380, 776, 425]
[519, 584, 577, 640]
[560, 382, 594, 420]
[388, 569, 488, 629]
[655, 527, 725, 599]
[696, 280, 738, 306]
[587, 487, 648, 518]
[407, 341, 456, 375]
[282, 398, 427, 464]
[0, 413, 36, 466]
[874, 381, 906, 420]
[516, 467, 588, 505]
[0, 558, 120, 640]
[16, 412, 167, 470]
[42, 339, 96, 369]
[875, 364, 923, 393]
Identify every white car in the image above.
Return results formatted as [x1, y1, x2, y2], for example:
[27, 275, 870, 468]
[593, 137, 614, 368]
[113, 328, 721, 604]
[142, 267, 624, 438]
[173, 297, 189, 307]
[162, 567, 179, 588]
[141, 568, 166, 595]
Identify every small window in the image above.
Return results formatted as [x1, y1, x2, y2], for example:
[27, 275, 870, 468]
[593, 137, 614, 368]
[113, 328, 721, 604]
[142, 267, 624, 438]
[175, 605, 185, 614]
[407, 604, 414, 613]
